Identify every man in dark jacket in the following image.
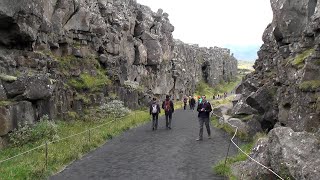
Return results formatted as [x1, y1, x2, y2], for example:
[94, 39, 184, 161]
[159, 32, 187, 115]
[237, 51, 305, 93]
[196, 95, 212, 141]
[162, 95, 174, 129]
[150, 97, 161, 130]
[190, 96, 196, 110]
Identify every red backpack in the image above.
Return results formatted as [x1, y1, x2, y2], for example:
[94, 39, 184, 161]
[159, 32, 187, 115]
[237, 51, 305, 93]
[164, 100, 171, 112]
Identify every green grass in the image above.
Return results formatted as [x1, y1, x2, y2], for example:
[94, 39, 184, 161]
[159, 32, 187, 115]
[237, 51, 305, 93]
[232, 114, 254, 122]
[213, 142, 255, 179]
[56, 55, 101, 76]
[211, 116, 249, 140]
[68, 71, 111, 92]
[195, 76, 242, 98]
[299, 80, 320, 91]
[212, 95, 236, 106]
[213, 133, 266, 179]
[290, 48, 315, 68]
[0, 110, 150, 180]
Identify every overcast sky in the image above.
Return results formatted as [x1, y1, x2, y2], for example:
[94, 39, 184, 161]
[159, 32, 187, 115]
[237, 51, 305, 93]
[136, 0, 273, 61]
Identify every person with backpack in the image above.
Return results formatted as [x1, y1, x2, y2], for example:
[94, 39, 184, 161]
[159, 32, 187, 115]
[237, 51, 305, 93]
[190, 96, 196, 110]
[183, 95, 188, 110]
[196, 95, 212, 141]
[162, 95, 174, 129]
[149, 97, 161, 130]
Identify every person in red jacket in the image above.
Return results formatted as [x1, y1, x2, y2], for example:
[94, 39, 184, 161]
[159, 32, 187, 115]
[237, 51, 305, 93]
[162, 95, 174, 129]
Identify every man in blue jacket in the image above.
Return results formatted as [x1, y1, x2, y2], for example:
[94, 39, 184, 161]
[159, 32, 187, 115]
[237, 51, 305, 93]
[196, 95, 212, 141]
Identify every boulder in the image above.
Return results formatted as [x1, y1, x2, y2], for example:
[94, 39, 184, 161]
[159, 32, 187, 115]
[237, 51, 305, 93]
[212, 107, 223, 118]
[246, 118, 263, 136]
[235, 77, 259, 97]
[134, 41, 148, 65]
[268, 127, 320, 179]
[99, 54, 108, 64]
[10, 101, 35, 128]
[141, 32, 163, 65]
[232, 98, 258, 115]
[227, 118, 248, 134]
[2, 78, 26, 98]
[246, 86, 275, 114]
[232, 138, 271, 180]
[23, 75, 54, 100]
[0, 106, 12, 136]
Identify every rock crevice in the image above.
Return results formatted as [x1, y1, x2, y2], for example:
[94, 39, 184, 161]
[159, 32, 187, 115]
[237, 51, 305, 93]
[0, 0, 237, 144]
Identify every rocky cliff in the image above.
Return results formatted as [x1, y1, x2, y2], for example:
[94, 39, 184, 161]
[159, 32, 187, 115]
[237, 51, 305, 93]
[231, 0, 320, 179]
[0, 0, 237, 142]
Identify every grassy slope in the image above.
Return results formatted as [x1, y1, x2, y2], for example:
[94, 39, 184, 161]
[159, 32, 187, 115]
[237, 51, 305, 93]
[195, 76, 242, 99]
[237, 60, 254, 71]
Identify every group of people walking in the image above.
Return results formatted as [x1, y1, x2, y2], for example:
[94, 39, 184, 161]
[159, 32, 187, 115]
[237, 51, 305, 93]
[149, 95, 212, 141]
[149, 95, 174, 130]
[183, 96, 196, 110]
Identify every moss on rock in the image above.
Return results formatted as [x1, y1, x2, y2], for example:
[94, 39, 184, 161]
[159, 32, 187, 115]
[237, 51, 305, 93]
[299, 80, 320, 91]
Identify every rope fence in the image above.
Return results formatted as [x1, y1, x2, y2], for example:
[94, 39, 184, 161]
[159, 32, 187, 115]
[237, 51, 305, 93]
[0, 116, 120, 165]
[211, 112, 284, 180]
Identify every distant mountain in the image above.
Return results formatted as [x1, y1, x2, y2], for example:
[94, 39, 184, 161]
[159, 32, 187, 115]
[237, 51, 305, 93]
[224, 44, 261, 61]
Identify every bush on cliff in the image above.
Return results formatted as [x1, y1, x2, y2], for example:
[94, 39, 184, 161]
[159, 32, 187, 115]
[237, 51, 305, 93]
[68, 70, 111, 92]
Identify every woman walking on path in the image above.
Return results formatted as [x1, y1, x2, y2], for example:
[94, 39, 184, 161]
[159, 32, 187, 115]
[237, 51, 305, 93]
[149, 97, 161, 130]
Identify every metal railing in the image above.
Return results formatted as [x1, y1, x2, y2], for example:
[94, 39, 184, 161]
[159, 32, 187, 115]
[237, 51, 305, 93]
[211, 112, 284, 180]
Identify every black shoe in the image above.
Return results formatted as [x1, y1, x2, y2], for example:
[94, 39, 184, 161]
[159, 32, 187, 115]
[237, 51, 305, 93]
[168, 127, 171, 129]
[152, 127, 154, 131]
[196, 138, 203, 141]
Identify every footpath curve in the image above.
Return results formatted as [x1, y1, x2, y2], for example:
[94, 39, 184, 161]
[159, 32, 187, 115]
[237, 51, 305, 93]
[51, 108, 238, 180]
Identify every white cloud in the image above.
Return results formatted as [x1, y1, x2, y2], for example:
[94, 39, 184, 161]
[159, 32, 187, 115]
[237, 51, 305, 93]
[136, 0, 273, 60]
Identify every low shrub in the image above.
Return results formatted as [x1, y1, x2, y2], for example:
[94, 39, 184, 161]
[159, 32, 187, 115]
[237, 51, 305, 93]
[9, 115, 58, 147]
[100, 100, 131, 118]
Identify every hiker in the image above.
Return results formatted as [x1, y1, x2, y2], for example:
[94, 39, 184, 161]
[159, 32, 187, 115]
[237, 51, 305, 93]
[162, 95, 174, 129]
[149, 97, 161, 131]
[183, 95, 188, 110]
[190, 96, 196, 110]
[189, 96, 192, 109]
[196, 95, 212, 141]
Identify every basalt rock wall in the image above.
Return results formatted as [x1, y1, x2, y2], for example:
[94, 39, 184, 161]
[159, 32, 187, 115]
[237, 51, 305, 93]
[0, 0, 237, 142]
[231, 0, 320, 179]
[233, 0, 320, 133]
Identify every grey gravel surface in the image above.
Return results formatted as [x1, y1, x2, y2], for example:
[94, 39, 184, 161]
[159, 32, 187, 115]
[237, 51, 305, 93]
[50, 108, 239, 180]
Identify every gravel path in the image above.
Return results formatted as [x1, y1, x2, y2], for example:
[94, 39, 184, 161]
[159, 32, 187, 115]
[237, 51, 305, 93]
[51, 108, 239, 180]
